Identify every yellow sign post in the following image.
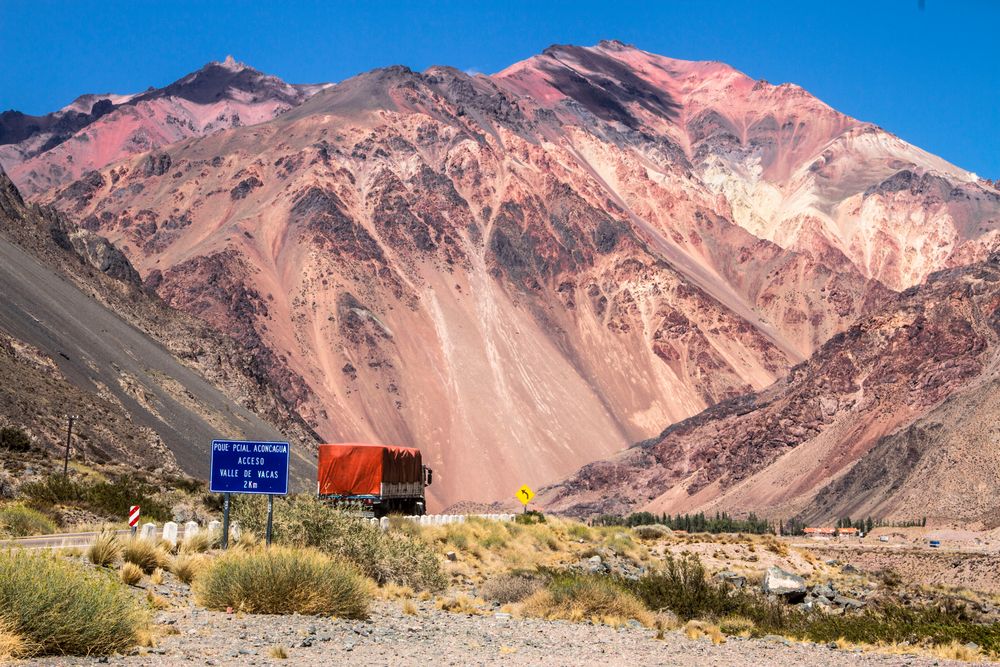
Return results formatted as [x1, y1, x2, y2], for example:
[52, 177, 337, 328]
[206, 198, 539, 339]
[516, 484, 535, 506]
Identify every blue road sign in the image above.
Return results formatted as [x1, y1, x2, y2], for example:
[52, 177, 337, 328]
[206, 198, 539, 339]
[210, 440, 289, 495]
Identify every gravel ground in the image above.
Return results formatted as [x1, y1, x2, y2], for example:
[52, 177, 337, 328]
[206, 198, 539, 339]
[31, 600, 983, 666]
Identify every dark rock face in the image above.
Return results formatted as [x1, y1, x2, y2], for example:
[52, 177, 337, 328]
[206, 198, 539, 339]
[143, 153, 172, 177]
[230, 176, 263, 200]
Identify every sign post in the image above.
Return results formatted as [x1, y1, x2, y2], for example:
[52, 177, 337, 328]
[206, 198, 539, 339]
[210, 440, 290, 549]
[266, 494, 274, 546]
[516, 484, 535, 513]
[128, 505, 140, 536]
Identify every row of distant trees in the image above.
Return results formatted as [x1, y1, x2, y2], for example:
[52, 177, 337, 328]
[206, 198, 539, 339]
[591, 511, 927, 535]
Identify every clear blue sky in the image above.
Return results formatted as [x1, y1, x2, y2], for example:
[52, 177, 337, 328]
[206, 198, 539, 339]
[2, 1, 998, 177]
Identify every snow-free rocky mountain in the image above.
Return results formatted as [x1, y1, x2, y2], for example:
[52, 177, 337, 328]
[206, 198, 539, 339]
[2, 41, 998, 514]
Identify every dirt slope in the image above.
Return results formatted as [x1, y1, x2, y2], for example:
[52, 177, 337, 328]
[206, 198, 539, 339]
[0, 169, 316, 485]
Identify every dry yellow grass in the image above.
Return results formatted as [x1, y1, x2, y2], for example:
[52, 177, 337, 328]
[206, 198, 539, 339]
[402, 599, 418, 615]
[179, 531, 215, 554]
[683, 620, 725, 644]
[122, 538, 168, 574]
[435, 593, 483, 615]
[411, 516, 652, 580]
[149, 568, 164, 586]
[145, 591, 169, 610]
[0, 618, 28, 660]
[169, 554, 207, 585]
[86, 531, 121, 567]
[119, 562, 143, 586]
[378, 583, 415, 600]
[521, 580, 653, 628]
[267, 645, 289, 659]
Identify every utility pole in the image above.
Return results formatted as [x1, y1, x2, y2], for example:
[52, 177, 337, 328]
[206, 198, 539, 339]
[63, 415, 78, 476]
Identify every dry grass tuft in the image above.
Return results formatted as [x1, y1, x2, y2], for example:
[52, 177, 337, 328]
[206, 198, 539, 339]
[684, 620, 725, 644]
[86, 531, 121, 567]
[122, 538, 168, 574]
[145, 590, 169, 610]
[179, 530, 216, 554]
[436, 593, 483, 615]
[0, 618, 29, 660]
[194, 547, 370, 618]
[149, 568, 165, 586]
[119, 562, 144, 586]
[170, 554, 207, 585]
[378, 583, 415, 600]
[267, 645, 289, 659]
[481, 571, 544, 604]
[402, 599, 418, 616]
[522, 573, 653, 627]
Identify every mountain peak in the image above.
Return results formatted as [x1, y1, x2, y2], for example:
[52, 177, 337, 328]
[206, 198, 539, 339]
[219, 55, 246, 72]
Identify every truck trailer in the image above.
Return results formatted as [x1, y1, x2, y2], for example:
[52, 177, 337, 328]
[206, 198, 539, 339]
[317, 443, 432, 516]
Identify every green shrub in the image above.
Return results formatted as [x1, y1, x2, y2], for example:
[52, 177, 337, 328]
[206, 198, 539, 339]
[630, 552, 1000, 654]
[515, 510, 546, 525]
[628, 551, 739, 621]
[86, 531, 121, 567]
[0, 503, 57, 536]
[20, 474, 171, 521]
[232, 494, 446, 591]
[0, 427, 31, 452]
[84, 476, 171, 522]
[194, 547, 370, 618]
[20, 475, 83, 506]
[523, 571, 651, 625]
[0, 550, 147, 656]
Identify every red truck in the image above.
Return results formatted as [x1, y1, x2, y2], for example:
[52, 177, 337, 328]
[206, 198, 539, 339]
[317, 443, 433, 516]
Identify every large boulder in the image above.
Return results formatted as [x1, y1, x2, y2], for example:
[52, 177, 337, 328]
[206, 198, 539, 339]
[763, 566, 807, 602]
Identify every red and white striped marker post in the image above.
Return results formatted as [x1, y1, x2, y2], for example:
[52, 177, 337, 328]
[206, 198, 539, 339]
[128, 505, 140, 536]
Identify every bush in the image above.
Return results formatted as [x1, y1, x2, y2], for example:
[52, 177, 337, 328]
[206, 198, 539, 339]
[0, 550, 147, 656]
[633, 524, 672, 540]
[122, 538, 167, 573]
[86, 531, 121, 567]
[628, 551, 738, 621]
[0, 503, 57, 536]
[481, 571, 545, 604]
[523, 571, 652, 626]
[194, 547, 370, 618]
[515, 510, 546, 525]
[0, 427, 31, 452]
[20, 474, 171, 522]
[231, 495, 446, 591]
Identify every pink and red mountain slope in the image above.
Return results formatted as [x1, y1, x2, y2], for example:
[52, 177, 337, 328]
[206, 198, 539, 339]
[540, 253, 1000, 524]
[0, 56, 329, 197]
[4, 41, 999, 512]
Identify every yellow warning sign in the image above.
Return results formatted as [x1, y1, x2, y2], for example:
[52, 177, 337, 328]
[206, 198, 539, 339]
[516, 484, 535, 506]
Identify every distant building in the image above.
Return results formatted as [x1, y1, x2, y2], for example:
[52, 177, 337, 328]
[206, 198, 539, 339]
[804, 527, 837, 538]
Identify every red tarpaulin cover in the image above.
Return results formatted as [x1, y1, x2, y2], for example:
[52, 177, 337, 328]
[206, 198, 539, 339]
[318, 443, 422, 496]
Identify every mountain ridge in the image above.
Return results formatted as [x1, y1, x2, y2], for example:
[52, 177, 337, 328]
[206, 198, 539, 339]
[5, 42, 997, 511]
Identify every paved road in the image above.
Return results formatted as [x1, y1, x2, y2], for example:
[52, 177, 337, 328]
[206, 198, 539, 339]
[0, 527, 190, 551]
